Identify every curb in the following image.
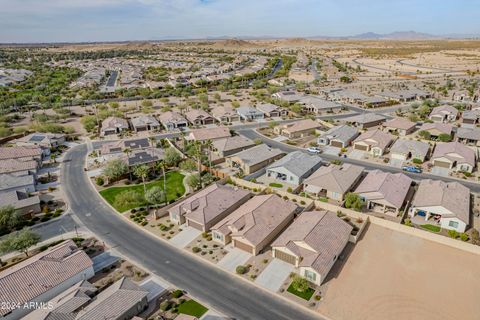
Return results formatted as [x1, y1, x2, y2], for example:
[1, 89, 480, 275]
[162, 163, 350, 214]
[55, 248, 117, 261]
[82, 149, 330, 320]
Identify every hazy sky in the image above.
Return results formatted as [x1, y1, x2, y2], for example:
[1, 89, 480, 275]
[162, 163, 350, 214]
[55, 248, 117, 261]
[0, 0, 479, 43]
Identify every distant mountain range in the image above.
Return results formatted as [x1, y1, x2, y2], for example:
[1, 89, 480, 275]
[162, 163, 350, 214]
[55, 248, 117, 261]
[309, 31, 480, 40]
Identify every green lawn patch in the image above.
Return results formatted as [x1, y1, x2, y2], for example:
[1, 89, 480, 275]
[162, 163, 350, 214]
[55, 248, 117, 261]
[99, 171, 185, 212]
[420, 224, 441, 233]
[269, 182, 283, 188]
[177, 299, 208, 318]
[287, 283, 315, 301]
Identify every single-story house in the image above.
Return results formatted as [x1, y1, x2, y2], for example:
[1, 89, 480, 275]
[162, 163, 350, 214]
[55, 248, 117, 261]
[123, 148, 164, 167]
[381, 118, 416, 136]
[429, 105, 458, 123]
[158, 111, 188, 131]
[274, 119, 323, 139]
[352, 129, 395, 157]
[461, 109, 480, 128]
[317, 125, 359, 148]
[0, 240, 94, 320]
[342, 113, 387, 129]
[256, 103, 288, 118]
[390, 139, 430, 162]
[0, 189, 40, 217]
[211, 194, 297, 255]
[418, 122, 453, 140]
[0, 159, 38, 177]
[456, 127, 480, 146]
[265, 151, 323, 186]
[13, 133, 65, 155]
[409, 180, 470, 233]
[168, 183, 251, 231]
[376, 89, 431, 102]
[211, 135, 256, 157]
[299, 96, 343, 114]
[0, 146, 43, 163]
[0, 173, 36, 194]
[271, 210, 353, 285]
[271, 91, 304, 104]
[187, 127, 231, 142]
[185, 109, 215, 125]
[225, 144, 285, 175]
[354, 170, 413, 216]
[101, 116, 129, 136]
[431, 142, 476, 173]
[211, 106, 241, 123]
[130, 115, 161, 132]
[236, 106, 265, 121]
[303, 163, 364, 201]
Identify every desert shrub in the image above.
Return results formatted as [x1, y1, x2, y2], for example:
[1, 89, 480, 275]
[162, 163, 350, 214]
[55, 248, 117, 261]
[95, 176, 104, 186]
[192, 247, 201, 253]
[460, 233, 469, 241]
[236, 265, 248, 274]
[448, 230, 460, 239]
[172, 289, 183, 298]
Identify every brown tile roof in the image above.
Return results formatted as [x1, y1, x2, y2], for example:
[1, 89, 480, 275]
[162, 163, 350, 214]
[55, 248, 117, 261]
[169, 183, 251, 226]
[212, 194, 297, 246]
[383, 118, 416, 130]
[0, 146, 42, 160]
[185, 109, 213, 122]
[101, 116, 128, 131]
[211, 106, 238, 118]
[0, 240, 93, 317]
[188, 127, 231, 141]
[282, 119, 322, 134]
[411, 179, 470, 224]
[354, 170, 412, 208]
[304, 164, 364, 194]
[0, 159, 38, 174]
[272, 211, 352, 276]
[354, 129, 394, 150]
[212, 135, 255, 153]
[418, 122, 453, 135]
[158, 111, 187, 124]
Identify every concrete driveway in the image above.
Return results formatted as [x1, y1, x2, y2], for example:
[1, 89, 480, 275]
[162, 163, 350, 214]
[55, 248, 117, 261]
[431, 166, 450, 177]
[323, 146, 341, 156]
[255, 258, 294, 292]
[140, 277, 169, 302]
[169, 226, 201, 248]
[349, 150, 367, 160]
[217, 247, 252, 272]
[389, 158, 404, 168]
[92, 251, 120, 272]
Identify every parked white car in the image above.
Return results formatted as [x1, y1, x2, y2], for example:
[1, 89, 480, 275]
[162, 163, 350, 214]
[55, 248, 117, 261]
[306, 147, 322, 154]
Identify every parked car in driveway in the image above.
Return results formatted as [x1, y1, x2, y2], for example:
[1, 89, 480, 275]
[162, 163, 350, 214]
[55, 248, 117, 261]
[402, 165, 422, 173]
[307, 147, 322, 154]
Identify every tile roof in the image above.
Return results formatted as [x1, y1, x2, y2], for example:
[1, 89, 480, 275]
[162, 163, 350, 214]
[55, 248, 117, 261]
[319, 125, 359, 143]
[418, 122, 453, 135]
[158, 111, 187, 124]
[0, 146, 42, 160]
[212, 194, 297, 246]
[256, 103, 282, 114]
[304, 164, 364, 194]
[101, 117, 128, 131]
[354, 170, 412, 208]
[169, 183, 251, 225]
[0, 173, 35, 192]
[272, 210, 352, 276]
[354, 129, 394, 150]
[411, 179, 470, 224]
[123, 148, 164, 166]
[101, 138, 151, 154]
[457, 127, 480, 141]
[211, 106, 238, 118]
[212, 135, 255, 153]
[390, 139, 430, 158]
[185, 109, 213, 122]
[266, 151, 322, 179]
[131, 115, 160, 127]
[228, 144, 284, 166]
[0, 240, 93, 317]
[188, 127, 231, 141]
[383, 118, 416, 130]
[431, 142, 476, 167]
[282, 119, 322, 134]
[343, 113, 386, 124]
[0, 159, 38, 174]
[429, 105, 458, 117]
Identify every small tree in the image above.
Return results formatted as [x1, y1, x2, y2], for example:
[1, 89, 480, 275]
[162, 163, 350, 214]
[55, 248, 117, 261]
[418, 130, 431, 140]
[438, 133, 452, 142]
[291, 275, 309, 292]
[145, 186, 165, 205]
[164, 148, 182, 167]
[0, 205, 21, 233]
[103, 159, 128, 183]
[0, 229, 40, 256]
[186, 174, 200, 190]
[344, 193, 364, 211]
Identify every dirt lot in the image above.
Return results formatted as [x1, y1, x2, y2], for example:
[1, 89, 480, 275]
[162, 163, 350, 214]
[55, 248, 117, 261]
[317, 224, 480, 320]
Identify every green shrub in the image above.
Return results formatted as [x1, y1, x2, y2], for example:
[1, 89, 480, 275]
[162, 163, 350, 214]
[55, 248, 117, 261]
[287, 187, 293, 193]
[159, 300, 171, 311]
[192, 247, 201, 253]
[236, 265, 248, 274]
[95, 176, 104, 186]
[314, 295, 321, 301]
[172, 289, 184, 298]
[460, 233, 469, 241]
[412, 158, 423, 164]
[448, 230, 460, 239]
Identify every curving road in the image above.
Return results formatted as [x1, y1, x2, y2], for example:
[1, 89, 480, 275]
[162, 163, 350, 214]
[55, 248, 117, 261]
[62, 144, 323, 320]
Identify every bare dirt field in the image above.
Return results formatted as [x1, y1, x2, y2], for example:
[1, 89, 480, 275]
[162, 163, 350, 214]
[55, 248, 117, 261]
[317, 224, 480, 320]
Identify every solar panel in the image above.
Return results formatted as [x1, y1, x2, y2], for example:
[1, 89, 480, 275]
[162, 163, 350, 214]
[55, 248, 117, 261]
[29, 135, 45, 142]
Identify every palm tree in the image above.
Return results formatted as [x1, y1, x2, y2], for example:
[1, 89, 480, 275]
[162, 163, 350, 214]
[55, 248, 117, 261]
[123, 148, 132, 180]
[192, 141, 203, 190]
[148, 136, 157, 148]
[155, 160, 168, 204]
[204, 139, 214, 174]
[133, 165, 150, 194]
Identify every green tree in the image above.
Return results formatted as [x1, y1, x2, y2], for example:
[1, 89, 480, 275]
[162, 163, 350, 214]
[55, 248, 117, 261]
[344, 193, 364, 211]
[133, 165, 150, 194]
[0, 229, 40, 257]
[438, 133, 452, 142]
[102, 159, 128, 183]
[0, 206, 21, 233]
[186, 174, 200, 190]
[179, 159, 197, 172]
[164, 148, 182, 167]
[145, 186, 165, 205]
[291, 275, 309, 292]
[80, 115, 97, 132]
[418, 130, 431, 140]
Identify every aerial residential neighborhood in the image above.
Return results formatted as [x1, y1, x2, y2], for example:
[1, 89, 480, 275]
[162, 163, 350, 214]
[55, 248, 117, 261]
[1, 1, 480, 320]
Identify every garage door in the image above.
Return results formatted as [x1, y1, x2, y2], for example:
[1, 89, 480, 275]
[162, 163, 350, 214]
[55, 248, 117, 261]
[433, 160, 451, 168]
[354, 143, 368, 151]
[187, 220, 204, 231]
[274, 250, 296, 265]
[233, 240, 254, 254]
[331, 140, 343, 148]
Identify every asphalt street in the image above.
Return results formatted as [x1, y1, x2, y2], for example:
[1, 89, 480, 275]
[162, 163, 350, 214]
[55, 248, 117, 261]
[62, 144, 323, 320]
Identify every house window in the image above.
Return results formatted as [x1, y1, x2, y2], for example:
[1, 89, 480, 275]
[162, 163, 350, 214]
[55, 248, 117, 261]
[448, 221, 459, 229]
[213, 232, 223, 241]
[304, 270, 316, 282]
